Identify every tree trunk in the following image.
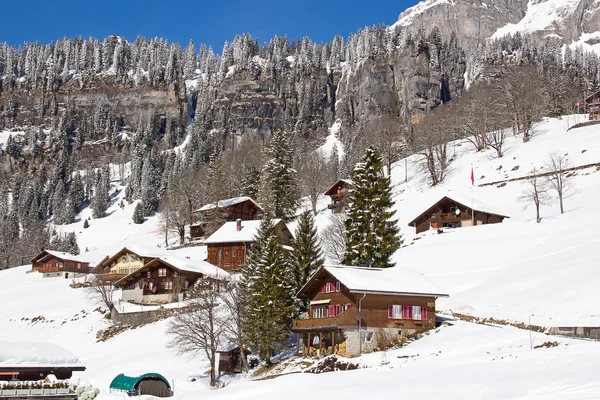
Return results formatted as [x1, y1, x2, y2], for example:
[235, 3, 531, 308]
[559, 195, 564, 214]
[535, 200, 541, 223]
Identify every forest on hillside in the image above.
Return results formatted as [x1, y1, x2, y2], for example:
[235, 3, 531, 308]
[0, 22, 598, 269]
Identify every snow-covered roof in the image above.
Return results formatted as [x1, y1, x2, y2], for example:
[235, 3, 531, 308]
[0, 342, 84, 368]
[33, 250, 91, 264]
[324, 179, 353, 196]
[195, 197, 262, 213]
[114, 255, 229, 286]
[298, 266, 449, 298]
[408, 194, 510, 226]
[202, 219, 284, 244]
[156, 255, 230, 280]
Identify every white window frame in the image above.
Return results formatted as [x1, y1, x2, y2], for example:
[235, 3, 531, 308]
[158, 268, 167, 277]
[336, 282, 341, 292]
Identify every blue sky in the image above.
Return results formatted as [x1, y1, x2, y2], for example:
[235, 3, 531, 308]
[1, 0, 420, 51]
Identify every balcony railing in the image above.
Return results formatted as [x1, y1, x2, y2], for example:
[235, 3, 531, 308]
[292, 309, 357, 331]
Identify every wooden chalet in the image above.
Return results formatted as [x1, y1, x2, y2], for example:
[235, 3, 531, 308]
[324, 179, 353, 214]
[202, 219, 293, 272]
[31, 250, 91, 279]
[408, 195, 509, 234]
[586, 90, 600, 121]
[190, 197, 262, 240]
[114, 256, 229, 304]
[0, 342, 85, 381]
[292, 266, 448, 357]
[91, 246, 164, 283]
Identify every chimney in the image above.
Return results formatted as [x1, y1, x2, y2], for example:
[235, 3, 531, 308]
[236, 219, 242, 232]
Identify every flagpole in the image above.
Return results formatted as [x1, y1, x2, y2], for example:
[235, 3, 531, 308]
[471, 163, 474, 227]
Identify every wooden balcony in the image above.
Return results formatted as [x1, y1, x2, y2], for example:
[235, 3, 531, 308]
[37, 267, 59, 273]
[292, 309, 358, 332]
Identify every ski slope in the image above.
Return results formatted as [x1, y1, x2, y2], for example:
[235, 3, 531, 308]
[1, 114, 600, 398]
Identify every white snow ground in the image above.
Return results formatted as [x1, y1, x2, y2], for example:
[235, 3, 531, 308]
[1, 114, 600, 398]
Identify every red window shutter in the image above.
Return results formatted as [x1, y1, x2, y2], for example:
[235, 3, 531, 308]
[329, 305, 335, 317]
[402, 305, 409, 319]
[336, 304, 341, 316]
[347, 303, 351, 309]
[321, 284, 326, 293]
[422, 307, 428, 320]
[388, 305, 393, 318]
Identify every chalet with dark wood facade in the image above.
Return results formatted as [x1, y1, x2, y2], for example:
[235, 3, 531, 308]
[0, 342, 85, 381]
[202, 219, 293, 272]
[586, 90, 600, 121]
[31, 250, 91, 279]
[91, 246, 164, 282]
[324, 179, 353, 214]
[190, 197, 262, 240]
[408, 195, 509, 234]
[292, 266, 448, 357]
[114, 256, 229, 304]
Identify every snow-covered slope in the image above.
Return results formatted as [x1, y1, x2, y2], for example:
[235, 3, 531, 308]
[2, 114, 600, 397]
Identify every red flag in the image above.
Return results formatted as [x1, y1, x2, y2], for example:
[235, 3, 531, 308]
[470, 166, 474, 186]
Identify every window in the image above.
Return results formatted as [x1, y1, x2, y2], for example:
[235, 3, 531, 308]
[388, 304, 428, 320]
[325, 282, 336, 293]
[174, 272, 178, 277]
[224, 263, 231, 268]
[232, 250, 237, 258]
[342, 303, 351, 312]
[59, 262, 64, 269]
[76, 263, 81, 269]
[158, 268, 167, 277]
[335, 304, 341, 316]
[336, 282, 341, 292]
[164, 280, 173, 290]
[362, 332, 373, 342]
[184, 281, 189, 289]
[387, 304, 402, 319]
[147, 271, 151, 278]
[412, 306, 422, 320]
[149, 282, 154, 291]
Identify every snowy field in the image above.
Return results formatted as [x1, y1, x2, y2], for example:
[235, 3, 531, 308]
[1, 114, 600, 398]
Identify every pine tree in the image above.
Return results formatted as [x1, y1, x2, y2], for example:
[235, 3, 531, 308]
[65, 232, 80, 255]
[132, 202, 145, 224]
[91, 167, 110, 218]
[243, 214, 294, 363]
[343, 146, 401, 268]
[83, 219, 89, 229]
[241, 166, 261, 199]
[258, 130, 300, 220]
[291, 211, 324, 314]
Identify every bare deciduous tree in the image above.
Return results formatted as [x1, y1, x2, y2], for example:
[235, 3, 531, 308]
[86, 276, 116, 315]
[320, 214, 347, 264]
[412, 105, 453, 186]
[167, 280, 223, 387]
[498, 67, 544, 143]
[298, 153, 331, 215]
[519, 168, 550, 223]
[361, 114, 405, 176]
[220, 280, 250, 373]
[545, 152, 574, 214]
[159, 167, 207, 245]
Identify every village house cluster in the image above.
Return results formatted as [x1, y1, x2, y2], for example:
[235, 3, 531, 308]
[22, 178, 509, 379]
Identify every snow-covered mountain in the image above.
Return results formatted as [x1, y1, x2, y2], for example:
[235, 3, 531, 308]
[395, 0, 600, 52]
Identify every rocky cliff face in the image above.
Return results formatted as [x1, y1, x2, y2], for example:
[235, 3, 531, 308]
[394, 0, 528, 50]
